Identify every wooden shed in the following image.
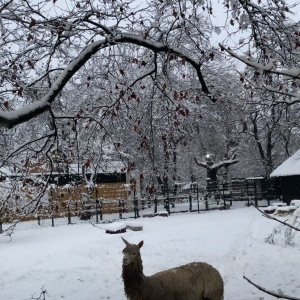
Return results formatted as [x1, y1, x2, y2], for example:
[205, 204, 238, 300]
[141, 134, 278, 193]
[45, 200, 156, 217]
[44, 161, 131, 215]
[270, 149, 300, 205]
[3, 159, 132, 219]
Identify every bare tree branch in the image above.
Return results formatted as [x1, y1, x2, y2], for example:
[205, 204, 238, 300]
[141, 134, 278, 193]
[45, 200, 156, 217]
[243, 275, 300, 300]
[252, 203, 300, 232]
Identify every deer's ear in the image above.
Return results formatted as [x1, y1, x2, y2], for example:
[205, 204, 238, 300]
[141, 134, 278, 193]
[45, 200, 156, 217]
[138, 240, 144, 249]
[121, 236, 130, 246]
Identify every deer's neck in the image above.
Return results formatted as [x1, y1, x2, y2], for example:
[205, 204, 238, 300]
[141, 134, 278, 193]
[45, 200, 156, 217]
[122, 257, 144, 298]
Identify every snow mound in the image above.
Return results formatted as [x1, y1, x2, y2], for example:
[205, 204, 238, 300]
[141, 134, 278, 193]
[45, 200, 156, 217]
[104, 222, 126, 234]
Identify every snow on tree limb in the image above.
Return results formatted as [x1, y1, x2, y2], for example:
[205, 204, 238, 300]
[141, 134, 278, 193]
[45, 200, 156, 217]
[220, 44, 300, 79]
[194, 157, 239, 171]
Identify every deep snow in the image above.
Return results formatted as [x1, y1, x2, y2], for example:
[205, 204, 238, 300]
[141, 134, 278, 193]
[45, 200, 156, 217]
[1, 206, 300, 300]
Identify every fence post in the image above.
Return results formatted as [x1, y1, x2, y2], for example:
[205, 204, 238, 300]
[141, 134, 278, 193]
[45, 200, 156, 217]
[222, 182, 226, 206]
[254, 182, 258, 206]
[50, 188, 54, 227]
[173, 184, 177, 209]
[122, 199, 125, 213]
[197, 183, 200, 213]
[0, 219, 2, 234]
[141, 198, 145, 210]
[154, 197, 157, 214]
[171, 196, 175, 208]
[67, 203, 71, 225]
[119, 200, 122, 219]
[134, 195, 136, 219]
[100, 200, 103, 221]
[166, 188, 170, 215]
[51, 203, 54, 227]
[134, 188, 139, 218]
[205, 194, 209, 210]
[134, 198, 137, 218]
[189, 194, 192, 211]
[95, 199, 99, 223]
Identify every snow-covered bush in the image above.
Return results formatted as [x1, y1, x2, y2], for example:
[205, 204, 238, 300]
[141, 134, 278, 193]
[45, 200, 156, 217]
[265, 208, 300, 246]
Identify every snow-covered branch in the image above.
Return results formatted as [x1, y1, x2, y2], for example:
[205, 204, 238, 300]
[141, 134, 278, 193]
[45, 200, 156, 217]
[0, 33, 213, 129]
[221, 45, 300, 79]
[194, 156, 239, 171]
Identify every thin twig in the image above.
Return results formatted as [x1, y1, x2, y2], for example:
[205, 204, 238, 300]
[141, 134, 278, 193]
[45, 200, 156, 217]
[243, 275, 300, 300]
[89, 220, 106, 230]
[29, 286, 48, 300]
[252, 202, 300, 232]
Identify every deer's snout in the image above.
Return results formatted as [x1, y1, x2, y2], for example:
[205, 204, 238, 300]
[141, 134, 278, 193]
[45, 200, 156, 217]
[123, 254, 130, 265]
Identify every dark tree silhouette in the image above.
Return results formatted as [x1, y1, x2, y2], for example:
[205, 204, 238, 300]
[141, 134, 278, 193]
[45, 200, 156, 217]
[194, 153, 239, 183]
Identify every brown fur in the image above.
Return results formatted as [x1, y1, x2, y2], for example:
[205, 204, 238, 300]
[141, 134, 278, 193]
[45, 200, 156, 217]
[121, 237, 224, 300]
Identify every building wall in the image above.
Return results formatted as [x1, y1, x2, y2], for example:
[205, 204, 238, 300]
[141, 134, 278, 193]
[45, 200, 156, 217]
[48, 182, 129, 214]
[278, 176, 300, 204]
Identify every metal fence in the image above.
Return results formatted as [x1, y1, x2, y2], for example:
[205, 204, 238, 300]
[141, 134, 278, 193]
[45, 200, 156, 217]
[0, 179, 278, 231]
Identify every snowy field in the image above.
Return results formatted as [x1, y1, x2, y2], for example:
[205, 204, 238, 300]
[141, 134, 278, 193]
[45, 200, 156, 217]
[1, 205, 300, 300]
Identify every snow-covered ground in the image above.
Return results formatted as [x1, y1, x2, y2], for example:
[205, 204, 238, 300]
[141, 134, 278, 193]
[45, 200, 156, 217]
[1, 205, 300, 300]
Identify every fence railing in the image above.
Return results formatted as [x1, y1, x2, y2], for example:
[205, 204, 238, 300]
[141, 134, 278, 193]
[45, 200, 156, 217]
[0, 184, 276, 228]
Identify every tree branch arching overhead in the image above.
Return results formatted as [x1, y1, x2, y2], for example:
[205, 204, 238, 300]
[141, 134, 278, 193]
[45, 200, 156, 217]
[0, 0, 217, 129]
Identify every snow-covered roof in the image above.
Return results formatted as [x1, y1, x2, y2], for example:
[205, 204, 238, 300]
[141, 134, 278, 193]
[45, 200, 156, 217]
[270, 149, 300, 177]
[97, 160, 126, 173]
